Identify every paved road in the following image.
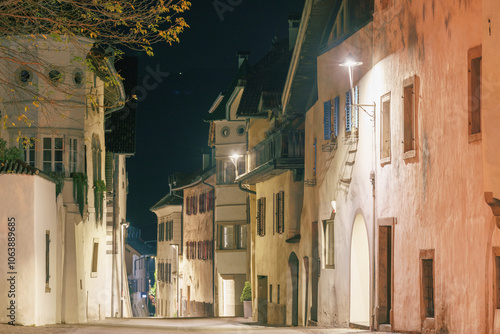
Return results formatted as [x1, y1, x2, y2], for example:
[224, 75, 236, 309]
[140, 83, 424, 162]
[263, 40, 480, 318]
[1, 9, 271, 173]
[0, 317, 393, 334]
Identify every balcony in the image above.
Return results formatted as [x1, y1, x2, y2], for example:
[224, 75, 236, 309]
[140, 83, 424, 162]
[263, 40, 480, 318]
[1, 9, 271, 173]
[236, 130, 304, 184]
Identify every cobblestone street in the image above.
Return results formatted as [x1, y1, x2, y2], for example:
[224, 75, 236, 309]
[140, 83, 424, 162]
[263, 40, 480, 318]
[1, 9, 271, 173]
[0, 318, 394, 334]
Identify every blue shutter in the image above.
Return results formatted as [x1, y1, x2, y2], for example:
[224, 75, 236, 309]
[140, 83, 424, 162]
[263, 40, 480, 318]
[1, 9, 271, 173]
[353, 86, 359, 128]
[323, 100, 332, 140]
[334, 97, 339, 138]
[345, 91, 351, 132]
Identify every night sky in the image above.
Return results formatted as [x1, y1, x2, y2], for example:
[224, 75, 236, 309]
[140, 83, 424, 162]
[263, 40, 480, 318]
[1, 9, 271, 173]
[124, 0, 305, 240]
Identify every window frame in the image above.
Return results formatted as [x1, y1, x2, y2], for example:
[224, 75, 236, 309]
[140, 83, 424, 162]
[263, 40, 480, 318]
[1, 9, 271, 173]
[380, 92, 391, 165]
[468, 45, 482, 142]
[20, 136, 36, 168]
[257, 197, 266, 237]
[91, 238, 99, 278]
[218, 222, 247, 250]
[42, 136, 64, 173]
[419, 249, 435, 322]
[402, 75, 419, 160]
[323, 219, 335, 269]
[45, 230, 51, 292]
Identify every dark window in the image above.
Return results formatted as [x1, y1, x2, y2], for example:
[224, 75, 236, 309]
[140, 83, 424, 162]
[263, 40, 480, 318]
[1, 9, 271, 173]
[275, 191, 285, 234]
[422, 259, 434, 318]
[45, 231, 51, 291]
[257, 197, 266, 236]
[468, 45, 482, 140]
[91, 241, 99, 274]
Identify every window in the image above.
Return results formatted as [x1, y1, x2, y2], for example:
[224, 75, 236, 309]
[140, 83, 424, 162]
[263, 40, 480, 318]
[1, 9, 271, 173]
[353, 86, 359, 130]
[92, 134, 102, 181]
[218, 224, 246, 250]
[468, 45, 482, 142]
[403, 75, 419, 159]
[48, 69, 63, 84]
[158, 222, 164, 242]
[330, 0, 347, 41]
[43, 137, 63, 172]
[275, 191, 284, 234]
[496, 256, 500, 309]
[380, 92, 391, 164]
[324, 100, 332, 140]
[333, 97, 339, 138]
[69, 138, 78, 173]
[16, 67, 33, 86]
[324, 220, 335, 268]
[91, 239, 99, 277]
[238, 224, 247, 249]
[257, 197, 266, 236]
[221, 126, 230, 137]
[222, 225, 234, 249]
[420, 249, 434, 320]
[269, 284, 273, 303]
[422, 259, 434, 317]
[20, 137, 35, 167]
[345, 90, 352, 133]
[277, 285, 280, 304]
[45, 231, 51, 292]
[237, 125, 246, 136]
[73, 69, 84, 87]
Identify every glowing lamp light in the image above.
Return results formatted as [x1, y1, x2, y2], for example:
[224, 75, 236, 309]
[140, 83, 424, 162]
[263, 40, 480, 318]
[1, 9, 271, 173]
[339, 53, 363, 68]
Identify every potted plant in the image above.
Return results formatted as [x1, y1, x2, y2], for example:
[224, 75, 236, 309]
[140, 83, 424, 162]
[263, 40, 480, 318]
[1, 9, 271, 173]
[240, 281, 252, 318]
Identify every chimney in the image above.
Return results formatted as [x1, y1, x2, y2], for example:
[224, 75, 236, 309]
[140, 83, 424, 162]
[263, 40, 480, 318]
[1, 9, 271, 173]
[237, 51, 250, 68]
[288, 12, 301, 50]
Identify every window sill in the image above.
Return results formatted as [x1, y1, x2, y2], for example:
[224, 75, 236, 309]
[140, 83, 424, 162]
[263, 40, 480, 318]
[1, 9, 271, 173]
[402, 150, 416, 160]
[380, 156, 391, 167]
[216, 248, 246, 253]
[468, 132, 482, 143]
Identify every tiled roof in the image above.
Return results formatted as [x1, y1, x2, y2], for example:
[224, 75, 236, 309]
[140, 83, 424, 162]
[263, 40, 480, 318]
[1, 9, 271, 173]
[0, 159, 53, 182]
[171, 166, 215, 190]
[105, 56, 137, 154]
[204, 59, 251, 122]
[127, 238, 156, 256]
[236, 39, 292, 117]
[150, 192, 184, 211]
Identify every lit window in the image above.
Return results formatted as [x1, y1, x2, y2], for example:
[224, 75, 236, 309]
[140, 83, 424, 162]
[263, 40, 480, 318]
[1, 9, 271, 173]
[43, 137, 63, 173]
[219, 224, 247, 250]
[222, 225, 234, 249]
[238, 224, 247, 249]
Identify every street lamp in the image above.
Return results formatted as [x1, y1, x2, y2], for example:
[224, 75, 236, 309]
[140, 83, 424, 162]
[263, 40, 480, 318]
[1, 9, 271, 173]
[229, 153, 242, 178]
[120, 220, 130, 318]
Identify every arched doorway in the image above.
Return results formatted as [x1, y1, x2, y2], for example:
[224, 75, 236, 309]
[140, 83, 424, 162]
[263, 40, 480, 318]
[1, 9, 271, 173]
[350, 213, 370, 327]
[288, 252, 299, 326]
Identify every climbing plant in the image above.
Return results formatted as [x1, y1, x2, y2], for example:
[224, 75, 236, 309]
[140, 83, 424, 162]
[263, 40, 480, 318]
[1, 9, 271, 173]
[72, 173, 88, 217]
[94, 180, 106, 223]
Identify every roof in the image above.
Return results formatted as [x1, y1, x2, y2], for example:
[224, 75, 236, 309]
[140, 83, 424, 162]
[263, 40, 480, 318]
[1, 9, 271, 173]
[105, 56, 137, 155]
[150, 192, 184, 211]
[236, 39, 293, 117]
[127, 238, 156, 256]
[283, 0, 337, 116]
[204, 59, 251, 122]
[171, 166, 216, 190]
[0, 159, 53, 182]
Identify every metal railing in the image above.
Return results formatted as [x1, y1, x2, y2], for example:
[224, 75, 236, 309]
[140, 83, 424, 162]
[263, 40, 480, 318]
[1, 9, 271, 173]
[248, 130, 305, 172]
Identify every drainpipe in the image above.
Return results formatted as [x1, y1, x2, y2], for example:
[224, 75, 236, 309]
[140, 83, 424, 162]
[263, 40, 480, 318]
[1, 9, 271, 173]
[202, 180, 216, 317]
[238, 181, 256, 195]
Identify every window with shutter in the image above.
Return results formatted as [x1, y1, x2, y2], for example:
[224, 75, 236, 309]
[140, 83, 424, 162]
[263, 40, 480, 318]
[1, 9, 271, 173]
[353, 86, 359, 129]
[324, 100, 332, 140]
[345, 91, 352, 133]
[257, 197, 266, 236]
[334, 97, 339, 138]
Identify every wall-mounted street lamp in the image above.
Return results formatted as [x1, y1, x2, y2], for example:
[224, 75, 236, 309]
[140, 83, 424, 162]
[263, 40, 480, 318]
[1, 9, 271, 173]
[339, 53, 375, 119]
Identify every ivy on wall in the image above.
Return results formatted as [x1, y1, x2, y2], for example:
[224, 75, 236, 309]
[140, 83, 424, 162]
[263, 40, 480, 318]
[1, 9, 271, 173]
[72, 173, 88, 217]
[94, 180, 106, 223]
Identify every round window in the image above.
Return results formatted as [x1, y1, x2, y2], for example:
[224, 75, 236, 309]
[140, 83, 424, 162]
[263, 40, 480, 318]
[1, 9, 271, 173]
[73, 69, 84, 87]
[16, 67, 33, 86]
[221, 126, 230, 137]
[48, 69, 63, 84]
[237, 125, 245, 136]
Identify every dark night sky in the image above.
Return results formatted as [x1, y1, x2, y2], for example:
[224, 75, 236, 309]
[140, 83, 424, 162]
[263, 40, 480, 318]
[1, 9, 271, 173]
[124, 0, 305, 240]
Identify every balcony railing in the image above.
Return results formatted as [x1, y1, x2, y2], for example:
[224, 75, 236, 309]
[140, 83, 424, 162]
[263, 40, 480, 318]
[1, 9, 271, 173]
[248, 130, 305, 172]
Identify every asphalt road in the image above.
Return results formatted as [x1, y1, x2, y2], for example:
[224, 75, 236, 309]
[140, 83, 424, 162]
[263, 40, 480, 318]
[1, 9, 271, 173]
[0, 317, 392, 334]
